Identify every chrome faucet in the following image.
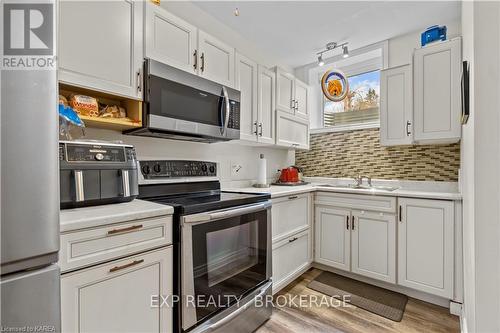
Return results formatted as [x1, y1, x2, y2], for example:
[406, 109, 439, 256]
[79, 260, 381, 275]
[354, 175, 372, 187]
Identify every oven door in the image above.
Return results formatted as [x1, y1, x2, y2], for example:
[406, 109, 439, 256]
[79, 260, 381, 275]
[181, 201, 272, 331]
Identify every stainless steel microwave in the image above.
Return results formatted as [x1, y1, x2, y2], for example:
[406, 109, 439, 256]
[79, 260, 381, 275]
[125, 59, 241, 143]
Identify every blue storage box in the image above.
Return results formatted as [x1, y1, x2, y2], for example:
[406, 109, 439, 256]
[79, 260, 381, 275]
[421, 25, 447, 46]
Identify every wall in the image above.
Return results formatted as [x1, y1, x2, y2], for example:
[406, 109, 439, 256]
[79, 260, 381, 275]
[296, 128, 460, 181]
[82, 128, 294, 186]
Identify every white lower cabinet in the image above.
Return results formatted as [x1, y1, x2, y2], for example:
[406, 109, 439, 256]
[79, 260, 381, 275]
[61, 247, 173, 333]
[314, 206, 351, 271]
[271, 193, 310, 241]
[351, 210, 396, 283]
[272, 230, 311, 293]
[398, 198, 454, 298]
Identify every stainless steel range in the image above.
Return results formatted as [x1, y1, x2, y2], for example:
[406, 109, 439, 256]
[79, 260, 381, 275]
[137, 160, 272, 333]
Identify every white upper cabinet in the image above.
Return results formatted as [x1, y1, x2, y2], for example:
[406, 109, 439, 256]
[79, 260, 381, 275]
[257, 65, 276, 144]
[413, 38, 462, 144]
[58, 0, 143, 99]
[235, 53, 258, 142]
[198, 30, 235, 87]
[276, 68, 295, 113]
[144, 2, 197, 74]
[398, 198, 454, 298]
[294, 79, 309, 119]
[380, 64, 413, 146]
[351, 210, 396, 283]
[276, 110, 309, 149]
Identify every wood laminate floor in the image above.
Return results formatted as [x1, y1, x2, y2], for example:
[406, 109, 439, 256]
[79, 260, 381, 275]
[256, 269, 460, 333]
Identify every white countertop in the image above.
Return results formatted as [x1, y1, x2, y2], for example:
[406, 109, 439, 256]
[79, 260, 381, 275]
[223, 178, 462, 201]
[60, 199, 174, 232]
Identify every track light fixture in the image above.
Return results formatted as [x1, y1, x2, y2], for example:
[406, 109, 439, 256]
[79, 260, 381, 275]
[316, 41, 349, 65]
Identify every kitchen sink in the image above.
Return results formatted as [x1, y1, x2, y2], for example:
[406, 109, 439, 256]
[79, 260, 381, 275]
[318, 184, 399, 192]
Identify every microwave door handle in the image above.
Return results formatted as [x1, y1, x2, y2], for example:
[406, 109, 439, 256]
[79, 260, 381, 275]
[221, 86, 230, 136]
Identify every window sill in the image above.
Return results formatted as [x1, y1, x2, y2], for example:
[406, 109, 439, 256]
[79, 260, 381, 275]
[310, 121, 380, 134]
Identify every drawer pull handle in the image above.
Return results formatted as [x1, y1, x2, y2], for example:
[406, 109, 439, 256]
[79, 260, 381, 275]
[107, 224, 143, 235]
[288, 195, 299, 200]
[288, 237, 298, 243]
[109, 259, 144, 273]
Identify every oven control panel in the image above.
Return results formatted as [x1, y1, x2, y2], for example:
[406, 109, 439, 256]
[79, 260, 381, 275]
[140, 160, 217, 178]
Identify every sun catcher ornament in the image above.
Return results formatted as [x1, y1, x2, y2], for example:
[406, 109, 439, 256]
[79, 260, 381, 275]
[321, 69, 349, 102]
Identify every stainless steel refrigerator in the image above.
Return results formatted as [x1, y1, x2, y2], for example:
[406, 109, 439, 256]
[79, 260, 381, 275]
[1, 0, 61, 330]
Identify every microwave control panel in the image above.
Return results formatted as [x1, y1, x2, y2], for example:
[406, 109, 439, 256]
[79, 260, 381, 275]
[140, 160, 217, 178]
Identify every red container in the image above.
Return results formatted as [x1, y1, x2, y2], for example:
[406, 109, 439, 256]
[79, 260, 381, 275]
[279, 167, 299, 183]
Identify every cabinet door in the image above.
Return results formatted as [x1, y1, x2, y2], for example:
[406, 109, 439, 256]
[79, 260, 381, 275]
[58, 0, 143, 99]
[276, 111, 309, 149]
[235, 53, 258, 142]
[294, 79, 309, 119]
[275, 68, 295, 113]
[380, 64, 413, 146]
[198, 30, 235, 87]
[351, 211, 396, 283]
[398, 198, 454, 298]
[257, 65, 276, 144]
[314, 206, 350, 271]
[144, 2, 197, 74]
[413, 38, 461, 143]
[272, 230, 311, 294]
[271, 194, 310, 242]
[61, 247, 172, 333]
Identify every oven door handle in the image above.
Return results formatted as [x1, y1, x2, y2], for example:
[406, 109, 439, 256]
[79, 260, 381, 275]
[182, 201, 271, 224]
[208, 283, 270, 330]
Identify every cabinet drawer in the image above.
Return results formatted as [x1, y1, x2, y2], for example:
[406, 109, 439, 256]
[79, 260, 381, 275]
[315, 192, 396, 213]
[272, 230, 311, 293]
[272, 193, 310, 241]
[60, 216, 172, 273]
[61, 247, 172, 333]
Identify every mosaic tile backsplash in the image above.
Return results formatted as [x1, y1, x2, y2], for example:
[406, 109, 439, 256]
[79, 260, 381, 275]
[295, 128, 460, 181]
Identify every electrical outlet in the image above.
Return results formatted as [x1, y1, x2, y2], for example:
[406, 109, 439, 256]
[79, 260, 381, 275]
[230, 162, 244, 179]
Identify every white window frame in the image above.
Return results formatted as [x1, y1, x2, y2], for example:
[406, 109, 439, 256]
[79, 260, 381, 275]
[312, 41, 388, 134]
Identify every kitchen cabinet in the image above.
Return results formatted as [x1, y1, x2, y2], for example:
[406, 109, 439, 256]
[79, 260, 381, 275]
[398, 198, 454, 298]
[272, 193, 310, 242]
[314, 193, 397, 283]
[271, 193, 312, 294]
[198, 30, 235, 87]
[351, 210, 396, 283]
[276, 110, 310, 149]
[272, 230, 311, 293]
[61, 247, 172, 333]
[413, 38, 461, 144]
[58, 0, 143, 99]
[380, 64, 413, 146]
[144, 4, 235, 87]
[275, 68, 309, 119]
[314, 206, 351, 271]
[257, 65, 276, 144]
[144, 2, 197, 74]
[235, 53, 259, 142]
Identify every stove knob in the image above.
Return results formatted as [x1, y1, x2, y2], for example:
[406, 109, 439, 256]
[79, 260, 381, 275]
[142, 164, 151, 175]
[209, 165, 215, 174]
[95, 153, 104, 161]
[201, 164, 208, 172]
[153, 164, 161, 173]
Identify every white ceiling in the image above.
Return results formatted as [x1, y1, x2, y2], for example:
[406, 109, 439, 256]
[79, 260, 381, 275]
[192, 1, 461, 68]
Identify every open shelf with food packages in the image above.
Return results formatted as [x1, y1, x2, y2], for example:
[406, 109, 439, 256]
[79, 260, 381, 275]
[59, 83, 142, 131]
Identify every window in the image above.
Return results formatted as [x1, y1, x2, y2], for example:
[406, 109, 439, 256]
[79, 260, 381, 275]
[323, 70, 380, 128]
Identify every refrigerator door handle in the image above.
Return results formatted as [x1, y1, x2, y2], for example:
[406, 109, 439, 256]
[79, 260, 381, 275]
[74, 170, 84, 202]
